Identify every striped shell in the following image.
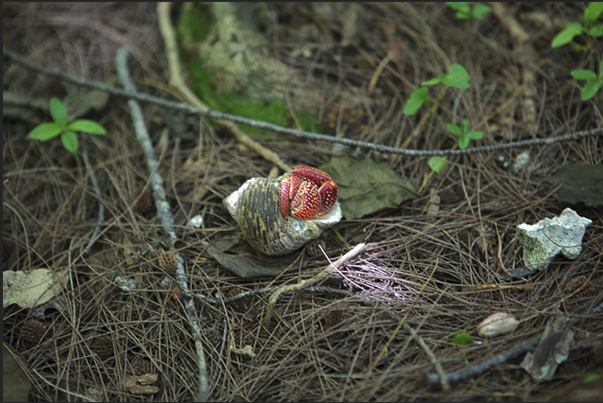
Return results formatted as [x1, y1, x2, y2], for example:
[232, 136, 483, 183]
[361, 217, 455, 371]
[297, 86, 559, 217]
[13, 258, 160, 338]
[224, 177, 342, 256]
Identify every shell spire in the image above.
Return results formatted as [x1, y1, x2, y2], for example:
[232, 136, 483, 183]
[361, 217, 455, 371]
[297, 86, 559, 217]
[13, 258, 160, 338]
[224, 171, 341, 256]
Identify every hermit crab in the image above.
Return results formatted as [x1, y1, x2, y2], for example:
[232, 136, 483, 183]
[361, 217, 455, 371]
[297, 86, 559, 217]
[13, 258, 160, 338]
[224, 165, 342, 256]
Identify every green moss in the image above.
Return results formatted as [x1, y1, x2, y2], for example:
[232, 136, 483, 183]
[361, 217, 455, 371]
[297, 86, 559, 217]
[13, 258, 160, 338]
[177, 4, 321, 135]
[178, 4, 212, 44]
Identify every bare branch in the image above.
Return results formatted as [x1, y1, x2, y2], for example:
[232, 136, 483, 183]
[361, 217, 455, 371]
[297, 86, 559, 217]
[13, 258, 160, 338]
[5, 47, 601, 158]
[115, 47, 209, 402]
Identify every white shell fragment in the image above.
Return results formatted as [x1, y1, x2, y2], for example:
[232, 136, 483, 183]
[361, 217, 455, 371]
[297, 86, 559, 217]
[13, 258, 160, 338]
[477, 312, 519, 338]
[114, 276, 138, 292]
[516, 208, 592, 271]
[189, 214, 204, 229]
[512, 151, 530, 173]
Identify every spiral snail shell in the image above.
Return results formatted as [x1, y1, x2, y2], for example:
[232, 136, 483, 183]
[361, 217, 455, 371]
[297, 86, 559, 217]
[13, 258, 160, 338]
[224, 175, 342, 256]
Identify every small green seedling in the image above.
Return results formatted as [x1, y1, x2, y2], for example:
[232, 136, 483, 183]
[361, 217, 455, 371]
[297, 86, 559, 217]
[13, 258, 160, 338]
[447, 118, 484, 149]
[403, 87, 430, 116]
[27, 97, 106, 154]
[571, 59, 603, 101]
[427, 119, 483, 173]
[428, 156, 448, 174]
[422, 63, 471, 90]
[551, 2, 603, 51]
[446, 2, 491, 45]
[403, 63, 470, 115]
[452, 331, 475, 366]
[446, 2, 491, 21]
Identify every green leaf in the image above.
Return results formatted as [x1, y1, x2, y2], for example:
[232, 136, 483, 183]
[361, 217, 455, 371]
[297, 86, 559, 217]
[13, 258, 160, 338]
[61, 131, 79, 153]
[441, 64, 470, 89]
[456, 10, 471, 20]
[461, 118, 469, 134]
[421, 77, 441, 86]
[428, 156, 448, 173]
[587, 23, 603, 37]
[584, 2, 603, 24]
[447, 123, 463, 137]
[551, 23, 584, 48]
[459, 136, 470, 149]
[448, 2, 471, 19]
[446, 2, 471, 11]
[27, 122, 63, 141]
[571, 42, 592, 52]
[472, 3, 491, 19]
[402, 98, 423, 115]
[403, 87, 430, 115]
[581, 78, 603, 100]
[572, 69, 598, 80]
[600, 59, 603, 78]
[49, 97, 68, 127]
[452, 332, 474, 346]
[583, 373, 602, 383]
[468, 130, 484, 140]
[67, 119, 107, 135]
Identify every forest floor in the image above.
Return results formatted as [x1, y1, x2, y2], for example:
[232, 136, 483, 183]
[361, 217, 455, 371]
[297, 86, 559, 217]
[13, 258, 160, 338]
[3, 3, 603, 402]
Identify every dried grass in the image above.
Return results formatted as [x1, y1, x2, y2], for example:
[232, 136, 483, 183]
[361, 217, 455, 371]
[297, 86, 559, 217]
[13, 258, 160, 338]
[3, 3, 602, 402]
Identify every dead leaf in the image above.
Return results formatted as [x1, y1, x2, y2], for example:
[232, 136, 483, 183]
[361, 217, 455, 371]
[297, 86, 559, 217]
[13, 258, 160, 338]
[205, 236, 309, 278]
[124, 373, 159, 394]
[520, 315, 574, 381]
[544, 165, 603, 207]
[3, 346, 31, 403]
[320, 156, 417, 220]
[426, 188, 440, 216]
[3, 268, 70, 309]
[62, 76, 115, 120]
[230, 344, 256, 358]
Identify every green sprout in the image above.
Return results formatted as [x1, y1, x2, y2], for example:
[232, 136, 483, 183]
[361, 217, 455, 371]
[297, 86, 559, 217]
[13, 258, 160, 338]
[403, 63, 470, 116]
[403, 87, 430, 116]
[446, 2, 491, 45]
[551, 2, 603, 51]
[27, 97, 106, 154]
[27, 97, 106, 200]
[447, 118, 484, 149]
[421, 63, 471, 90]
[446, 2, 491, 21]
[571, 59, 603, 101]
[428, 156, 448, 174]
[426, 119, 483, 173]
[452, 331, 475, 366]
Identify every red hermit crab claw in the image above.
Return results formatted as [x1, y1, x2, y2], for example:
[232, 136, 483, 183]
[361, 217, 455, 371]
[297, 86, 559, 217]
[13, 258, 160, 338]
[279, 165, 338, 220]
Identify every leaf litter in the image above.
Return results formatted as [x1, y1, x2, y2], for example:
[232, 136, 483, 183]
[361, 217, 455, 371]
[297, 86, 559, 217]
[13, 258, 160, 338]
[3, 3, 602, 402]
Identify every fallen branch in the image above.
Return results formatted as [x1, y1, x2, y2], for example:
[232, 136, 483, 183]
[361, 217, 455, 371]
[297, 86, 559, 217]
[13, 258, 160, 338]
[5, 47, 601, 157]
[115, 47, 209, 402]
[193, 284, 354, 306]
